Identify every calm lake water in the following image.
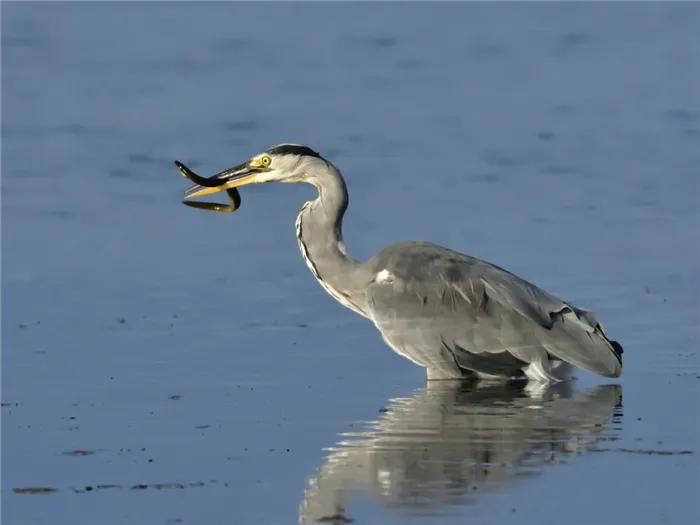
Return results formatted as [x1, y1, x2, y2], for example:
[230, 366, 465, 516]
[2, 2, 699, 525]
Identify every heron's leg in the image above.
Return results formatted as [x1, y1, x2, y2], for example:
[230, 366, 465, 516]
[522, 359, 572, 382]
[472, 371, 513, 382]
[426, 367, 466, 381]
[549, 360, 573, 381]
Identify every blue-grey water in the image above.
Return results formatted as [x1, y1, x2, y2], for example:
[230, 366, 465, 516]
[2, 2, 699, 525]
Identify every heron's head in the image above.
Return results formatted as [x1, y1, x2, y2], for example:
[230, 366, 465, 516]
[183, 144, 330, 200]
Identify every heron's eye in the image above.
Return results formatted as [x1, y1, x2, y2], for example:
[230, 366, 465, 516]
[260, 155, 272, 168]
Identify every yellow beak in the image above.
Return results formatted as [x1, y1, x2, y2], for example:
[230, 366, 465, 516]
[181, 158, 271, 200]
[183, 172, 259, 199]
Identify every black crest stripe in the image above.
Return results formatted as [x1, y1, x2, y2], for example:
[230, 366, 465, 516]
[266, 144, 324, 159]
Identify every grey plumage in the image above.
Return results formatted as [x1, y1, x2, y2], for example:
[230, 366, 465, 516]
[364, 241, 622, 380]
[183, 144, 624, 382]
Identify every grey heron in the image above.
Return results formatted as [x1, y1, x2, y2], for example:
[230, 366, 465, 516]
[180, 144, 623, 382]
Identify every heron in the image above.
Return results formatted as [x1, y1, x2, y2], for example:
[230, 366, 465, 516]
[180, 143, 623, 382]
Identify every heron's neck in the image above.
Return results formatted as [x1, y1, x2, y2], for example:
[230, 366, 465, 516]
[295, 170, 370, 318]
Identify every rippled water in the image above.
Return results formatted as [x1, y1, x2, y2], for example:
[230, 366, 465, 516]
[2, 2, 699, 525]
[300, 382, 624, 524]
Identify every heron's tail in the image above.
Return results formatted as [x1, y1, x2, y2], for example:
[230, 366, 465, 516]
[609, 339, 624, 362]
[545, 305, 623, 378]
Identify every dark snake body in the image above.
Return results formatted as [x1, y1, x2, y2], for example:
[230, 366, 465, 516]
[175, 161, 242, 213]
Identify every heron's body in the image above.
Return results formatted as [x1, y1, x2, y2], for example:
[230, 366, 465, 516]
[183, 144, 623, 382]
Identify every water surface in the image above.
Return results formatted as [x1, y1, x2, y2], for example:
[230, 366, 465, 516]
[2, 2, 699, 525]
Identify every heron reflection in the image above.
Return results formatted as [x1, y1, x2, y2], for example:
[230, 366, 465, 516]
[299, 381, 622, 524]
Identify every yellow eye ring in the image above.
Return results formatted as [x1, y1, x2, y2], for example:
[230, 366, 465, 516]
[260, 155, 271, 167]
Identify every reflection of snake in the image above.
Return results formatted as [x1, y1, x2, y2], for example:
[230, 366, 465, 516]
[174, 161, 242, 213]
[299, 381, 622, 524]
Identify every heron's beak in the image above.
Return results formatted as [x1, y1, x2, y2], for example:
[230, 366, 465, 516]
[182, 158, 270, 200]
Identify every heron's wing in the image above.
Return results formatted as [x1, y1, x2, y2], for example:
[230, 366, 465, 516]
[365, 242, 622, 378]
